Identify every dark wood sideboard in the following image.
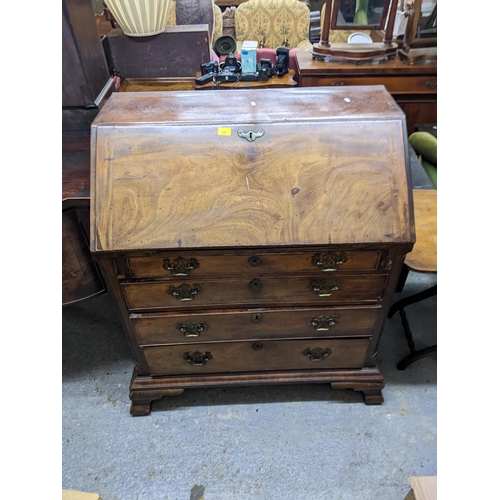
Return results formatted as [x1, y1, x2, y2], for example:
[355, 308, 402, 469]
[90, 87, 415, 415]
[295, 50, 437, 134]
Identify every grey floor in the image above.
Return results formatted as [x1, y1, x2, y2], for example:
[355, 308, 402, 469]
[62, 271, 437, 500]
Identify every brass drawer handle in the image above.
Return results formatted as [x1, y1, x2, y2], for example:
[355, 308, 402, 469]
[302, 347, 332, 361]
[308, 315, 339, 331]
[312, 252, 348, 271]
[425, 80, 437, 89]
[176, 321, 208, 337]
[238, 128, 265, 142]
[248, 255, 262, 267]
[309, 280, 340, 297]
[162, 257, 199, 276]
[168, 283, 203, 301]
[331, 81, 345, 86]
[249, 278, 263, 293]
[183, 351, 212, 366]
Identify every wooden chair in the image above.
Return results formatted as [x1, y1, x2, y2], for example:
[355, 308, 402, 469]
[388, 189, 436, 370]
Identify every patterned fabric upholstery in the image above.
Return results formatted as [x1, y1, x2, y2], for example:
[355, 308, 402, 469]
[166, 0, 223, 45]
[235, 0, 312, 52]
[320, 2, 371, 43]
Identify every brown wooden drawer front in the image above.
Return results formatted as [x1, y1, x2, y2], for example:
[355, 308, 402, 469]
[131, 305, 380, 345]
[121, 274, 388, 311]
[143, 338, 371, 375]
[124, 249, 384, 278]
[309, 76, 437, 94]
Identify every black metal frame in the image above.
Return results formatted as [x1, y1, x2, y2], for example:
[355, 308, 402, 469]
[389, 274, 437, 371]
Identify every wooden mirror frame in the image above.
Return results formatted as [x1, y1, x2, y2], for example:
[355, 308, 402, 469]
[398, 0, 437, 64]
[311, 0, 399, 63]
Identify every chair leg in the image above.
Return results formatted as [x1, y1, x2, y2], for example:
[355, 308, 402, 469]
[388, 285, 437, 370]
[388, 285, 437, 318]
[396, 307, 437, 370]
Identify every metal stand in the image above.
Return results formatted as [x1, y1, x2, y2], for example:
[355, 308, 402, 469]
[388, 285, 437, 370]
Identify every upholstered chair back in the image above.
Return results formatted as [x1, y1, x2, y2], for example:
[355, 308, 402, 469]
[167, 0, 223, 46]
[235, 0, 312, 52]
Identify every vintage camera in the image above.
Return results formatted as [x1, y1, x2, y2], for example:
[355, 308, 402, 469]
[195, 61, 219, 85]
[219, 52, 241, 73]
[274, 46, 289, 77]
[200, 61, 218, 75]
[215, 68, 239, 82]
[258, 58, 273, 79]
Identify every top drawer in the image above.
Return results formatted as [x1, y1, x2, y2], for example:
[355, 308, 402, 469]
[120, 249, 386, 279]
[311, 76, 437, 94]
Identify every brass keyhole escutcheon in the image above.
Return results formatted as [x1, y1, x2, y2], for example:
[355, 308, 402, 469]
[248, 255, 262, 267]
[249, 278, 263, 293]
[238, 129, 265, 142]
[252, 342, 263, 351]
[251, 313, 263, 323]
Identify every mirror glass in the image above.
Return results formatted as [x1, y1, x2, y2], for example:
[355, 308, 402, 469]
[334, 0, 387, 27]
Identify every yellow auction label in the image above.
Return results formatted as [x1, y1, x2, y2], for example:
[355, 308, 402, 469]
[217, 128, 232, 136]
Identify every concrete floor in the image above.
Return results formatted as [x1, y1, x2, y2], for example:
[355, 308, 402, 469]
[62, 271, 437, 500]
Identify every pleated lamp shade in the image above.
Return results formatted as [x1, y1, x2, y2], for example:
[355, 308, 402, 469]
[105, 0, 173, 36]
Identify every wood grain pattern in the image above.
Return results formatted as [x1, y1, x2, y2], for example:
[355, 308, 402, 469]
[405, 189, 436, 273]
[303, 75, 437, 95]
[91, 87, 405, 127]
[131, 305, 381, 345]
[143, 337, 371, 375]
[63, 131, 91, 200]
[119, 78, 196, 92]
[121, 274, 388, 310]
[91, 89, 412, 251]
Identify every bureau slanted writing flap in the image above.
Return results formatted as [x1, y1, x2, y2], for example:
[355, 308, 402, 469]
[90, 87, 414, 252]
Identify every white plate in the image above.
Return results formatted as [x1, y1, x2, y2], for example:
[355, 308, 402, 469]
[348, 32, 373, 44]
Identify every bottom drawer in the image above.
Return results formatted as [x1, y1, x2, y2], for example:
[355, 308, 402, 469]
[143, 338, 371, 375]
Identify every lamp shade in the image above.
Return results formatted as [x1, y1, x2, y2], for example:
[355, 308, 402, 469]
[105, 0, 173, 36]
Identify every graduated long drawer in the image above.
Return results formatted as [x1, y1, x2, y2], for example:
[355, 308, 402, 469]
[131, 305, 381, 345]
[124, 249, 384, 278]
[143, 338, 371, 375]
[121, 274, 388, 311]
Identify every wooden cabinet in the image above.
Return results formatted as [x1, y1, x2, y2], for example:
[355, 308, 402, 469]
[295, 50, 437, 134]
[90, 87, 414, 415]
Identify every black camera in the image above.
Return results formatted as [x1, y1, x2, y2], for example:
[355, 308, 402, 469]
[219, 52, 241, 74]
[200, 61, 218, 75]
[258, 58, 273, 79]
[274, 46, 289, 77]
[195, 61, 219, 85]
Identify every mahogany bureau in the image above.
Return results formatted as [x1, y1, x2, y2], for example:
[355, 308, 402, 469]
[90, 87, 415, 415]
